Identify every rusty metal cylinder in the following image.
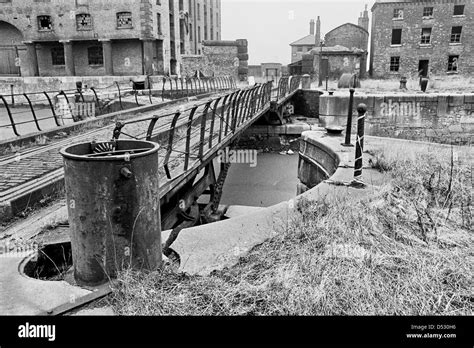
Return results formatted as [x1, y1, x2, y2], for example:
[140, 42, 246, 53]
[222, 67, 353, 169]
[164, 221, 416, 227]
[60, 140, 162, 287]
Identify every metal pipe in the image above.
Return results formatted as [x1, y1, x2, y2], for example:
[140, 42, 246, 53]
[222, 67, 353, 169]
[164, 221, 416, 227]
[10, 84, 14, 106]
[343, 88, 355, 147]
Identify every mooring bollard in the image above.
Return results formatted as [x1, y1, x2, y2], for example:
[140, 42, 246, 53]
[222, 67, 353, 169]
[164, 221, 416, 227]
[342, 88, 355, 147]
[400, 76, 407, 90]
[352, 103, 367, 188]
[60, 140, 162, 286]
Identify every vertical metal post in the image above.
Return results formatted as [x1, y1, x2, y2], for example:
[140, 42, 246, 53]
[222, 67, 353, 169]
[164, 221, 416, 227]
[184, 106, 198, 171]
[326, 75, 329, 91]
[10, 85, 14, 106]
[148, 76, 153, 104]
[343, 88, 355, 147]
[209, 97, 221, 149]
[115, 82, 123, 110]
[163, 111, 182, 179]
[352, 103, 367, 188]
[162, 77, 166, 101]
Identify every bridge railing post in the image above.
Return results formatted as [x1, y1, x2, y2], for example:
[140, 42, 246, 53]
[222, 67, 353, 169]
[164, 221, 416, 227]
[184, 106, 199, 171]
[209, 97, 221, 149]
[218, 94, 230, 144]
[352, 103, 367, 188]
[199, 100, 213, 160]
[115, 82, 123, 110]
[163, 111, 182, 179]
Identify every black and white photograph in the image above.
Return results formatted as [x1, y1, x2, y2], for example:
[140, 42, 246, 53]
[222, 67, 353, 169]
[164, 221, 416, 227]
[0, 0, 472, 346]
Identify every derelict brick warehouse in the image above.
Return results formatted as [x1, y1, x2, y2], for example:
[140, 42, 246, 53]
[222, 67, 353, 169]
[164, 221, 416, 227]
[0, 0, 221, 77]
[370, 0, 474, 78]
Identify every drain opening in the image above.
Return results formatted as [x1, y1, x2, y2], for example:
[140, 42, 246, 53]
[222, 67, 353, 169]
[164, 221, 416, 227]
[23, 242, 73, 281]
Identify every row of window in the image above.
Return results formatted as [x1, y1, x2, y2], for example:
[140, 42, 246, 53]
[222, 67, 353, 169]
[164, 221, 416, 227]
[37, 12, 134, 31]
[51, 45, 103, 66]
[393, 4, 465, 19]
[391, 26, 463, 45]
[389, 56, 459, 72]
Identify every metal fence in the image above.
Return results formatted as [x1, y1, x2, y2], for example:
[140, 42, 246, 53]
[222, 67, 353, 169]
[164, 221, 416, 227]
[0, 75, 236, 139]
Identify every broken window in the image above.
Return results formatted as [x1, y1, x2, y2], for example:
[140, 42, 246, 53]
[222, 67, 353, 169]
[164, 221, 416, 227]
[421, 28, 432, 44]
[391, 28, 402, 45]
[51, 46, 65, 65]
[37, 15, 52, 31]
[453, 5, 465, 15]
[423, 7, 434, 17]
[390, 57, 400, 72]
[88, 46, 103, 65]
[448, 56, 459, 72]
[393, 8, 404, 19]
[76, 13, 92, 30]
[451, 26, 462, 42]
[117, 12, 133, 29]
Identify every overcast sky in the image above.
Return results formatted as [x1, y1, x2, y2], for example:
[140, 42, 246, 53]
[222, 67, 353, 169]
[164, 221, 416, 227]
[221, 0, 376, 65]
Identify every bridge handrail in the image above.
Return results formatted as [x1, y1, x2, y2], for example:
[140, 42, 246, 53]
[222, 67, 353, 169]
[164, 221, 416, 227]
[0, 75, 237, 139]
[111, 75, 302, 181]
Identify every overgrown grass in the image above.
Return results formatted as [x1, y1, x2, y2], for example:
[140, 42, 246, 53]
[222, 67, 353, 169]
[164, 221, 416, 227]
[110, 151, 473, 315]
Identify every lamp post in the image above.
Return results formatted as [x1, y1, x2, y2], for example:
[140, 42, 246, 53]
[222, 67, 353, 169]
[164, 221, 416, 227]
[318, 40, 325, 87]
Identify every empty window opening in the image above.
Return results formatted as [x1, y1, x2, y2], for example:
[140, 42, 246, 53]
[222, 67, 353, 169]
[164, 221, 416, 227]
[453, 5, 465, 16]
[38, 16, 52, 31]
[392, 28, 402, 45]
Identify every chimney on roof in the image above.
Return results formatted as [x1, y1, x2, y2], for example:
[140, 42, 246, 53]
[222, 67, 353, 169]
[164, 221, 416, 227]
[358, 4, 369, 31]
[310, 19, 315, 35]
[315, 16, 321, 45]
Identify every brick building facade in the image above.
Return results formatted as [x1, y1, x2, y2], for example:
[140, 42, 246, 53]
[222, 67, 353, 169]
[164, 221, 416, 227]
[288, 7, 369, 79]
[370, 0, 474, 78]
[0, 0, 221, 77]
